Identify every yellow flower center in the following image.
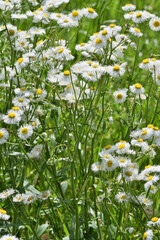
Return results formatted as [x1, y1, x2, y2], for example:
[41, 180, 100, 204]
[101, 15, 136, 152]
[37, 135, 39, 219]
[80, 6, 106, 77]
[56, 14, 61, 17]
[102, 30, 108, 35]
[63, 19, 69, 23]
[21, 128, 28, 134]
[66, 85, 72, 90]
[120, 195, 126, 199]
[63, 70, 70, 76]
[9, 29, 15, 36]
[137, 138, 143, 142]
[27, 196, 34, 201]
[18, 98, 24, 102]
[36, 89, 43, 95]
[113, 65, 120, 71]
[43, 13, 48, 18]
[147, 176, 153, 181]
[90, 86, 96, 90]
[153, 126, 159, 131]
[12, 107, 20, 111]
[135, 83, 142, 89]
[145, 165, 152, 169]
[20, 41, 25, 46]
[92, 64, 99, 68]
[151, 58, 157, 61]
[0, 132, 4, 139]
[72, 10, 79, 17]
[153, 20, 160, 27]
[58, 48, 64, 53]
[33, 11, 39, 15]
[142, 59, 149, 64]
[107, 160, 113, 167]
[20, 87, 25, 91]
[125, 3, 132, 6]
[87, 61, 92, 65]
[110, 24, 115, 28]
[147, 124, 153, 128]
[103, 154, 110, 158]
[80, 42, 85, 46]
[134, 27, 140, 33]
[87, 8, 94, 13]
[125, 171, 132, 176]
[151, 217, 158, 222]
[42, 193, 48, 198]
[129, 12, 134, 15]
[143, 233, 147, 239]
[36, 40, 43, 45]
[8, 113, 16, 118]
[116, 93, 123, 99]
[150, 185, 154, 190]
[0, 209, 6, 214]
[157, 75, 160, 80]
[18, 58, 24, 64]
[119, 159, 126, 163]
[31, 122, 37, 127]
[105, 145, 111, 150]
[142, 130, 147, 135]
[95, 38, 102, 44]
[38, 6, 43, 10]
[118, 144, 125, 149]
[136, 13, 142, 18]
[87, 73, 93, 76]
[143, 198, 148, 203]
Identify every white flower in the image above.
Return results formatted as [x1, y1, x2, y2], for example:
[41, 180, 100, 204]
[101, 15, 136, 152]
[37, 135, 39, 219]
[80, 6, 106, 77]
[142, 229, 153, 240]
[91, 162, 105, 172]
[132, 11, 151, 23]
[13, 193, 25, 202]
[35, 89, 47, 99]
[138, 195, 152, 206]
[129, 27, 143, 37]
[83, 8, 98, 19]
[23, 193, 37, 204]
[17, 124, 33, 140]
[2, 111, 21, 124]
[149, 17, 160, 31]
[69, 9, 84, 21]
[12, 96, 30, 108]
[116, 156, 131, 168]
[15, 57, 29, 70]
[122, 4, 136, 11]
[38, 190, 51, 200]
[113, 88, 128, 103]
[0, 235, 19, 240]
[147, 217, 160, 227]
[0, 188, 15, 199]
[130, 83, 145, 94]
[57, 16, 78, 28]
[0, 209, 10, 220]
[102, 155, 118, 171]
[115, 192, 129, 203]
[0, 128, 9, 144]
[115, 141, 131, 155]
[107, 63, 127, 78]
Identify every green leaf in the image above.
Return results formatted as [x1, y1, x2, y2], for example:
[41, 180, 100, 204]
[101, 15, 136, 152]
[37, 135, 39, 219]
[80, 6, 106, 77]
[36, 223, 49, 238]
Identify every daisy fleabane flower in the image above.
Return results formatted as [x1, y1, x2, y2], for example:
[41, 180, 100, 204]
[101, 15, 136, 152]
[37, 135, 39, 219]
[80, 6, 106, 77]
[0, 209, 10, 220]
[147, 217, 160, 227]
[113, 88, 128, 103]
[122, 3, 136, 11]
[115, 192, 129, 203]
[149, 17, 160, 31]
[0, 235, 19, 240]
[129, 27, 143, 37]
[0, 188, 15, 199]
[142, 229, 153, 240]
[18, 124, 33, 140]
[0, 128, 9, 144]
[130, 83, 145, 94]
[107, 63, 127, 78]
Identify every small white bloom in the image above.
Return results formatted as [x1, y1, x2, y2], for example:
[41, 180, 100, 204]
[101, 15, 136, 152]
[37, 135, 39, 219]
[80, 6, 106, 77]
[17, 124, 33, 140]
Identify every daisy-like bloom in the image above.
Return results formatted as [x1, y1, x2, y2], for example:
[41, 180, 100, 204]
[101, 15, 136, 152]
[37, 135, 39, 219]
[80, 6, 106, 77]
[142, 229, 153, 240]
[124, 11, 135, 20]
[6, 24, 17, 38]
[13, 193, 25, 202]
[129, 83, 145, 94]
[2, 110, 21, 124]
[122, 167, 138, 181]
[53, 46, 74, 61]
[107, 63, 127, 78]
[12, 96, 30, 108]
[69, 9, 84, 21]
[11, 13, 27, 19]
[15, 56, 29, 70]
[122, 3, 136, 11]
[131, 138, 149, 151]
[93, 36, 106, 48]
[11, 106, 24, 115]
[138, 195, 152, 206]
[57, 16, 78, 28]
[139, 58, 152, 70]
[38, 190, 51, 200]
[116, 156, 131, 168]
[0, 188, 15, 199]
[149, 17, 160, 31]
[0, 128, 9, 144]
[132, 10, 151, 23]
[81, 71, 99, 82]
[102, 155, 118, 171]
[107, 24, 122, 37]
[17, 124, 33, 140]
[58, 70, 77, 86]
[113, 88, 128, 103]
[129, 27, 143, 37]
[91, 162, 105, 172]
[23, 193, 37, 204]
[35, 89, 47, 99]
[29, 27, 46, 36]
[152, 126, 160, 137]
[83, 8, 98, 19]
[0, 235, 19, 240]
[139, 128, 153, 140]
[0, 25, 6, 32]
[115, 141, 131, 155]
[144, 184, 157, 194]
[147, 217, 160, 227]
[28, 144, 43, 160]
[115, 192, 129, 203]
[0, 209, 10, 220]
